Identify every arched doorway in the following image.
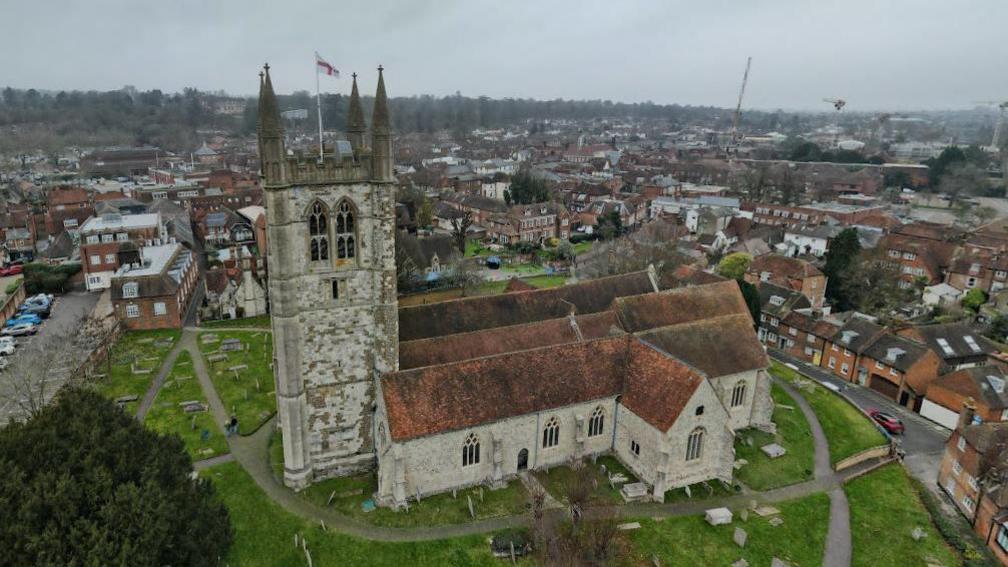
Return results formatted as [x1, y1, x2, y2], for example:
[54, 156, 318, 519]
[517, 448, 529, 471]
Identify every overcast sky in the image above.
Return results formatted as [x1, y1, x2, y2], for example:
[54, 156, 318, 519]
[3, 0, 1006, 111]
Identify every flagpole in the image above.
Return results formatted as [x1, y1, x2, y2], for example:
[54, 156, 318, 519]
[315, 59, 324, 162]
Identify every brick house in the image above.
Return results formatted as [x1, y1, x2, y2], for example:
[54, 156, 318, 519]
[937, 406, 1008, 564]
[485, 202, 571, 244]
[897, 323, 998, 370]
[780, 311, 839, 366]
[45, 186, 94, 237]
[820, 317, 887, 382]
[745, 254, 827, 308]
[923, 367, 1008, 429]
[946, 253, 1008, 294]
[79, 212, 166, 291]
[853, 332, 943, 409]
[110, 243, 200, 330]
[878, 233, 957, 287]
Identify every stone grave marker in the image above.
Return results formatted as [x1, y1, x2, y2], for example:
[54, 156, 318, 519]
[617, 522, 641, 531]
[220, 338, 243, 352]
[768, 516, 784, 527]
[761, 443, 787, 459]
[771, 558, 789, 567]
[733, 527, 747, 547]
[704, 507, 733, 526]
[911, 526, 927, 541]
[731, 560, 749, 567]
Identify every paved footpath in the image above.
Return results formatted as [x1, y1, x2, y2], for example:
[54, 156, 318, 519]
[134, 338, 185, 421]
[183, 325, 869, 558]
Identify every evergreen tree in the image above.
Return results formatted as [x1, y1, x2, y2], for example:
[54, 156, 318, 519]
[823, 228, 862, 310]
[0, 388, 233, 565]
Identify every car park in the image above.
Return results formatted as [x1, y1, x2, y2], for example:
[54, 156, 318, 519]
[1, 323, 37, 337]
[868, 409, 905, 435]
[6, 313, 42, 327]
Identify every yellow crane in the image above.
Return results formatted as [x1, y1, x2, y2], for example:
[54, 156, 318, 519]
[730, 57, 752, 148]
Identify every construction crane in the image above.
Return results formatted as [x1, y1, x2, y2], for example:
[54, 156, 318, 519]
[823, 98, 847, 146]
[974, 100, 1008, 151]
[730, 56, 752, 148]
[872, 113, 892, 145]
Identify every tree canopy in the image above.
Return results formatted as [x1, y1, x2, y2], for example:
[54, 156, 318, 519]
[716, 252, 752, 281]
[505, 170, 550, 205]
[0, 388, 232, 565]
[823, 228, 862, 311]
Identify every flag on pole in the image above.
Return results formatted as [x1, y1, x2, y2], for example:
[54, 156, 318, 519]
[315, 52, 339, 77]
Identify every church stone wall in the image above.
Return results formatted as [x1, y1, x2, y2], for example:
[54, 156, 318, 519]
[377, 397, 618, 503]
[614, 381, 734, 501]
[711, 369, 763, 431]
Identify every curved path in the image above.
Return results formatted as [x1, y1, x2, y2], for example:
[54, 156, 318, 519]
[134, 338, 185, 421]
[182, 326, 868, 558]
[774, 376, 851, 567]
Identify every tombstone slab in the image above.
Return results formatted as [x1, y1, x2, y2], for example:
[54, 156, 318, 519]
[704, 507, 733, 526]
[731, 560, 749, 567]
[617, 522, 641, 531]
[754, 505, 780, 517]
[733, 527, 747, 547]
[761, 443, 787, 458]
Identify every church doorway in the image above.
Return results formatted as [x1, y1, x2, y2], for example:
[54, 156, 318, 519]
[517, 448, 529, 471]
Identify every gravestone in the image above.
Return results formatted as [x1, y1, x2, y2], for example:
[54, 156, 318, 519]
[771, 558, 790, 567]
[769, 516, 784, 527]
[467, 495, 475, 519]
[621, 482, 649, 503]
[115, 394, 138, 404]
[731, 560, 749, 567]
[739, 509, 749, 522]
[754, 505, 780, 517]
[220, 338, 243, 352]
[911, 526, 927, 541]
[761, 443, 787, 458]
[207, 353, 228, 363]
[704, 507, 733, 526]
[202, 334, 219, 344]
[733, 527, 747, 547]
[617, 522, 641, 531]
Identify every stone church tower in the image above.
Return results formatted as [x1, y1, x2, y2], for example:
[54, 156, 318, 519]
[258, 64, 398, 489]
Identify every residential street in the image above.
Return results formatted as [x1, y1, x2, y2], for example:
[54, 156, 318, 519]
[769, 349, 950, 489]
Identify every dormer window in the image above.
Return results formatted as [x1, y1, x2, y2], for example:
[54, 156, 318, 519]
[122, 282, 138, 299]
[989, 375, 1005, 394]
[770, 295, 785, 306]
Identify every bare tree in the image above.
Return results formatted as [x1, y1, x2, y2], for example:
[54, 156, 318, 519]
[449, 210, 473, 255]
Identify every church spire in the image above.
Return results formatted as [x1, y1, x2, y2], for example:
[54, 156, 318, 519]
[371, 65, 390, 135]
[346, 72, 366, 151]
[257, 63, 286, 186]
[371, 66, 393, 181]
[258, 63, 282, 135]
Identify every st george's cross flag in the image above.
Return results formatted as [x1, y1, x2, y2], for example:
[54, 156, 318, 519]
[315, 52, 338, 77]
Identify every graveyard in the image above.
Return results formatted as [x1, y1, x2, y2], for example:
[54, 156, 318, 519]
[769, 361, 888, 465]
[90, 329, 180, 414]
[143, 351, 228, 460]
[845, 464, 959, 567]
[532, 455, 640, 505]
[198, 330, 276, 435]
[732, 384, 816, 491]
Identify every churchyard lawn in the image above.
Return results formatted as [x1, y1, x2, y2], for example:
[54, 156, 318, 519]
[630, 492, 831, 566]
[203, 461, 512, 567]
[201, 315, 272, 329]
[143, 350, 228, 461]
[845, 464, 961, 567]
[733, 383, 816, 491]
[770, 361, 887, 465]
[534, 455, 638, 505]
[397, 275, 567, 307]
[91, 329, 180, 414]
[198, 330, 275, 435]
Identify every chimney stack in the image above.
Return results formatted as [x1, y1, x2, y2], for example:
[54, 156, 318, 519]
[958, 397, 977, 431]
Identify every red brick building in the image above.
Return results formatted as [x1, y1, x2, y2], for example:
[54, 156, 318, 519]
[79, 212, 166, 291]
[110, 243, 200, 330]
[745, 254, 827, 308]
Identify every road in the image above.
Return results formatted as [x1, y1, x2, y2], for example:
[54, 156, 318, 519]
[0, 291, 100, 424]
[769, 349, 949, 488]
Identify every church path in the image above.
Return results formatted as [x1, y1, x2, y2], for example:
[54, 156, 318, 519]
[773, 376, 852, 567]
[134, 338, 186, 421]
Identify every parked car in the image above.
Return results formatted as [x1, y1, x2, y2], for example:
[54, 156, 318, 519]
[0, 264, 23, 277]
[18, 304, 49, 318]
[0, 341, 14, 356]
[6, 314, 41, 327]
[24, 293, 53, 308]
[1, 323, 36, 337]
[868, 409, 905, 435]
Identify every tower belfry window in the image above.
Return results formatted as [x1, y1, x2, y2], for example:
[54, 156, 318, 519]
[308, 202, 329, 262]
[335, 200, 356, 261]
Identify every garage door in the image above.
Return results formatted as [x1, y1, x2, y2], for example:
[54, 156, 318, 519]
[868, 374, 900, 400]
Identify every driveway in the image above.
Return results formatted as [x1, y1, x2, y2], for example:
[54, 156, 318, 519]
[0, 291, 101, 424]
[769, 349, 949, 487]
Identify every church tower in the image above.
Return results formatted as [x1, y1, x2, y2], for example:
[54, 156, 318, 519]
[259, 64, 399, 489]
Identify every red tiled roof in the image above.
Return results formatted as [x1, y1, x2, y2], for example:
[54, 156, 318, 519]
[637, 314, 768, 377]
[614, 280, 749, 333]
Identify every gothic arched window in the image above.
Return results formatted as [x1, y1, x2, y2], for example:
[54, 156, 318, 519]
[731, 380, 747, 408]
[686, 428, 705, 461]
[462, 432, 480, 467]
[588, 406, 604, 437]
[542, 416, 560, 448]
[308, 201, 329, 262]
[335, 200, 356, 262]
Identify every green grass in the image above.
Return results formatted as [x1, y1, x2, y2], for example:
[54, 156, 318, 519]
[770, 361, 887, 465]
[846, 464, 961, 567]
[203, 461, 508, 566]
[201, 315, 272, 329]
[571, 241, 594, 256]
[302, 473, 529, 528]
[464, 239, 496, 258]
[734, 383, 816, 490]
[630, 492, 831, 566]
[91, 329, 180, 414]
[198, 330, 275, 435]
[501, 263, 546, 275]
[522, 275, 567, 288]
[143, 351, 229, 461]
[534, 455, 637, 505]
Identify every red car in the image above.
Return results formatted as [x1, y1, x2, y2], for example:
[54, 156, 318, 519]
[868, 409, 904, 435]
[0, 265, 23, 277]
